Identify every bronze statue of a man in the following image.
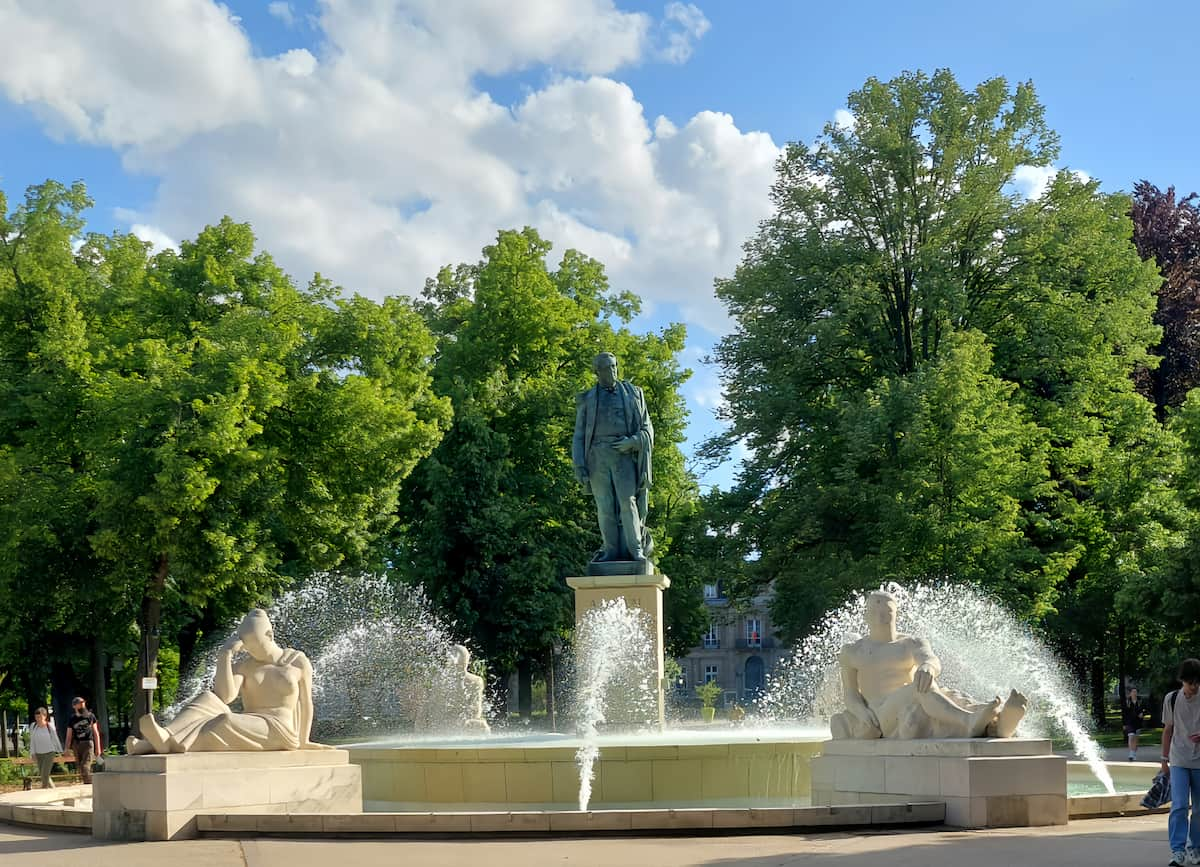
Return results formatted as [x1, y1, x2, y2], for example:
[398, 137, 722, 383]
[572, 352, 653, 564]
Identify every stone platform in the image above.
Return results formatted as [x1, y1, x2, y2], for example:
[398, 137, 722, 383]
[92, 749, 362, 841]
[810, 738, 1066, 829]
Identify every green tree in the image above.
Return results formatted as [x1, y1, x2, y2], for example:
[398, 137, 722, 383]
[710, 69, 1172, 701]
[395, 228, 693, 716]
[0, 182, 451, 729]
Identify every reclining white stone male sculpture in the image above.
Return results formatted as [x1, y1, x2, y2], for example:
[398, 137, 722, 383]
[126, 609, 330, 753]
[830, 590, 1028, 740]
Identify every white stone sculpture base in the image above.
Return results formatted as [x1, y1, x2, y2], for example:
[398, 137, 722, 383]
[92, 750, 362, 841]
[810, 738, 1066, 829]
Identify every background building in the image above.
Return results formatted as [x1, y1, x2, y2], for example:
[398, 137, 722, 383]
[677, 581, 787, 707]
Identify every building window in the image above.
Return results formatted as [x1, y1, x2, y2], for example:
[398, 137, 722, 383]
[745, 617, 762, 648]
[703, 621, 720, 649]
[703, 583, 719, 600]
[704, 664, 719, 684]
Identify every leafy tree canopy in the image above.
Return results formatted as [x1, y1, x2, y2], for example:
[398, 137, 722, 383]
[709, 69, 1173, 648]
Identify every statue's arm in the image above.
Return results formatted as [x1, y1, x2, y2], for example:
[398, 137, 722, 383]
[909, 637, 940, 692]
[212, 637, 245, 704]
[637, 385, 653, 449]
[572, 392, 589, 482]
[839, 647, 877, 726]
[297, 653, 329, 749]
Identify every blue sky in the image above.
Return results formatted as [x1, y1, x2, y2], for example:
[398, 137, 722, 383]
[2, 0, 1197, 489]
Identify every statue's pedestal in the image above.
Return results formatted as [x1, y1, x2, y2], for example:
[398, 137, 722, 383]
[810, 738, 1066, 828]
[92, 750, 362, 840]
[566, 572, 670, 727]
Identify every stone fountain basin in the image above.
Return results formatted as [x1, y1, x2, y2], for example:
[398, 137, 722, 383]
[347, 727, 828, 811]
[1066, 760, 1161, 819]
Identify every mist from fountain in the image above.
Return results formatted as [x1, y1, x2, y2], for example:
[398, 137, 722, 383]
[757, 581, 1116, 794]
[569, 598, 658, 811]
[167, 572, 490, 738]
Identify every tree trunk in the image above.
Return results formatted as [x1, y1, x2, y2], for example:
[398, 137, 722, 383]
[492, 674, 509, 724]
[90, 635, 110, 750]
[517, 658, 533, 720]
[0, 710, 8, 758]
[50, 661, 77, 744]
[1117, 624, 1128, 700]
[133, 553, 169, 734]
[1091, 635, 1107, 727]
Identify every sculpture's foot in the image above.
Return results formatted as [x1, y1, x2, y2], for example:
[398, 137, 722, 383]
[968, 696, 1002, 737]
[989, 689, 1029, 738]
[137, 713, 184, 754]
[125, 735, 156, 756]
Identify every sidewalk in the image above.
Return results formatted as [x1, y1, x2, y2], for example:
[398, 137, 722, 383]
[0, 814, 1175, 867]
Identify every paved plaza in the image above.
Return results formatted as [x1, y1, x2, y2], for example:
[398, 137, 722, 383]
[0, 814, 1176, 867]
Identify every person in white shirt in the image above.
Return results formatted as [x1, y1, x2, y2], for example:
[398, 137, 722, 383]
[27, 707, 62, 789]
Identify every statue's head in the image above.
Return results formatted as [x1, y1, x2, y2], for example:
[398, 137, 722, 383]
[865, 590, 898, 629]
[450, 644, 471, 671]
[237, 608, 281, 661]
[592, 352, 618, 389]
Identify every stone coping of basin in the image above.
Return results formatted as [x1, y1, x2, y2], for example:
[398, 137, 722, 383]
[0, 785, 93, 833]
[195, 802, 946, 835]
[1069, 793, 1165, 819]
[350, 740, 823, 762]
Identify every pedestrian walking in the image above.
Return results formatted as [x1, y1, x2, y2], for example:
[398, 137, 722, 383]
[63, 696, 101, 785]
[27, 707, 62, 789]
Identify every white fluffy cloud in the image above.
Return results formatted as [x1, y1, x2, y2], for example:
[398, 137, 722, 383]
[0, 0, 777, 330]
[1012, 164, 1092, 200]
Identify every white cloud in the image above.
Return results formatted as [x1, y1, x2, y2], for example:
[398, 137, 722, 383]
[130, 223, 179, 254]
[1011, 164, 1057, 200]
[658, 2, 711, 64]
[833, 108, 855, 131]
[1011, 165, 1094, 200]
[0, 0, 261, 149]
[267, 1, 296, 26]
[0, 0, 776, 331]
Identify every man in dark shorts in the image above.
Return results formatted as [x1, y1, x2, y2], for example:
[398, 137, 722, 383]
[63, 697, 102, 784]
[1125, 686, 1146, 761]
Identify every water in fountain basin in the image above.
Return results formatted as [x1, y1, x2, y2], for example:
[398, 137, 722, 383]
[569, 598, 658, 811]
[758, 581, 1115, 795]
[167, 571, 491, 737]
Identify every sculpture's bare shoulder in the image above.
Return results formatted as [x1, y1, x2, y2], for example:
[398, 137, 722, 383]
[839, 636, 869, 664]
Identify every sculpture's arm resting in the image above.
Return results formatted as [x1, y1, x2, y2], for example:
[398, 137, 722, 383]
[212, 640, 245, 704]
[297, 654, 330, 748]
[912, 634, 940, 682]
[839, 651, 877, 727]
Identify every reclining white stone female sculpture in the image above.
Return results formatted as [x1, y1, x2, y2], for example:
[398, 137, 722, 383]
[830, 590, 1028, 740]
[126, 609, 329, 753]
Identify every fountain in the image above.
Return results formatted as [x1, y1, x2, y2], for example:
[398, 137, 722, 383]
[570, 598, 658, 810]
[81, 568, 1129, 838]
[760, 581, 1115, 795]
